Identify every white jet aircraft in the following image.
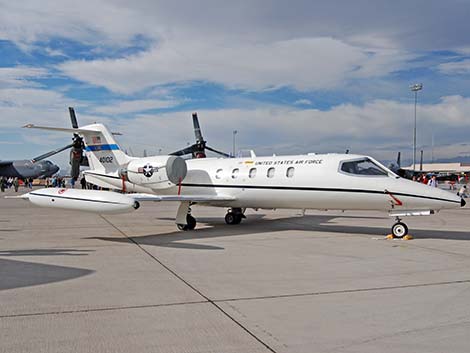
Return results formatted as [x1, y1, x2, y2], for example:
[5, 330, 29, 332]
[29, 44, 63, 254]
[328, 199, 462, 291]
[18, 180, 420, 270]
[18, 120, 465, 238]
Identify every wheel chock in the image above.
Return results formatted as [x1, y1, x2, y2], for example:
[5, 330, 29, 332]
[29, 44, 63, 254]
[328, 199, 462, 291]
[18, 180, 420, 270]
[385, 234, 414, 240]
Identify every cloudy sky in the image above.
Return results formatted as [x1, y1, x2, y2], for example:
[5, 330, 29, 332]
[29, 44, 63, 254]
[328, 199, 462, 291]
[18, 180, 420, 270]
[1, 0, 470, 169]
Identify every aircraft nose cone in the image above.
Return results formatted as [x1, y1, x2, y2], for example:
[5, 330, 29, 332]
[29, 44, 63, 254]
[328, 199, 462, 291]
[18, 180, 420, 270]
[462, 198, 466, 207]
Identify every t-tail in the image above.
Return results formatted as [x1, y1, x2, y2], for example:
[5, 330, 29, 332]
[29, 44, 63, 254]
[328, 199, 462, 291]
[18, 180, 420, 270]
[23, 123, 131, 174]
[79, 123, 130, 173]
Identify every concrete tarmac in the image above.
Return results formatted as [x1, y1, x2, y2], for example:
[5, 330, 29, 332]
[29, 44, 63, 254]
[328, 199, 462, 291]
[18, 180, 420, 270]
[1, 187, 470, 353]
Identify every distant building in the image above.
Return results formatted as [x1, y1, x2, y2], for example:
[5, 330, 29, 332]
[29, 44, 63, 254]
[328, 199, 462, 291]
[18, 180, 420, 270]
[403, 163, 470, 174]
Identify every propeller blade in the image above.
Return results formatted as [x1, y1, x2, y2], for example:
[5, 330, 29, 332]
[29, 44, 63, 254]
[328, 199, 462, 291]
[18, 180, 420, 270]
[397, 152, 401, 168]
[31, 143, 74, 163]
[192, 113, 204, 143]
[69, 107, 79, 129]
[170, 113, 230, 158]
[70, 145, 83, 180]
[205, 145, 231, 157]
[169, 144, 198, 156]
[70, 160, 81, 179]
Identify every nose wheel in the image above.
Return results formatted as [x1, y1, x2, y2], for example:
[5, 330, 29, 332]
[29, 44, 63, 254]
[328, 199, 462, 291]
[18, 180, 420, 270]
[391, 217, 408, 238]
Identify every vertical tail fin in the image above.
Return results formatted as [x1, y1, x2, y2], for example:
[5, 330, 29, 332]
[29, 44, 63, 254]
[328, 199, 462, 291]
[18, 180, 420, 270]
[79, 123, 131, 172]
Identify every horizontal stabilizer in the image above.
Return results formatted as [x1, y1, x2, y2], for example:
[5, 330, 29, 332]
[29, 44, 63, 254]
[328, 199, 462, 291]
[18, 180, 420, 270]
[23, 124, 96, 133]
[24, 124, 122, 136]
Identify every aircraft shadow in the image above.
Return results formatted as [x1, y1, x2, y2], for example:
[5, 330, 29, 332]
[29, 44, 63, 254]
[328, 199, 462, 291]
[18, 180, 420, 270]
[308, 222, 470, 240]
[91, 213, 470, 250]
[0, 258, 94, 291]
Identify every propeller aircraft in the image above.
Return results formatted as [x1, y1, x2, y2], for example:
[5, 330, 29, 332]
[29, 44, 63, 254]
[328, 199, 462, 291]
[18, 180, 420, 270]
[14, 109, 465, 238]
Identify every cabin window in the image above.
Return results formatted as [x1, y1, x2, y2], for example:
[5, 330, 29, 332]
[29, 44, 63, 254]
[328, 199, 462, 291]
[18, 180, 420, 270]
[249, 168, 257, 178]
[267, 167, 275, 178]
[340, 158, 388, 176]
[232, 168, 239, 179]
[286, 167, 295, 178]
[215, 169, 223, 179]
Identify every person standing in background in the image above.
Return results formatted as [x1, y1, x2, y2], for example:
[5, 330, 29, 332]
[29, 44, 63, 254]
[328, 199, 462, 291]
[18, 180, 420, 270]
[13, 177, 19, 192]
[427, 175, 438, 188]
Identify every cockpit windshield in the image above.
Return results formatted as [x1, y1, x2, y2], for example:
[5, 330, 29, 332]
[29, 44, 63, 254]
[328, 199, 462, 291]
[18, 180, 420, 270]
[340, 158, 388, 176]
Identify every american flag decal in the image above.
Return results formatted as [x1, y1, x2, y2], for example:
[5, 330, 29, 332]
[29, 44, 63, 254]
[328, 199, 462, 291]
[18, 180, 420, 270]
[92, 136, 101, 144]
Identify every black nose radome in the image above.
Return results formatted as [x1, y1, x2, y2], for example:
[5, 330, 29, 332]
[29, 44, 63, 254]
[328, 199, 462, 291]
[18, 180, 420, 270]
[462, 198, 466, 207]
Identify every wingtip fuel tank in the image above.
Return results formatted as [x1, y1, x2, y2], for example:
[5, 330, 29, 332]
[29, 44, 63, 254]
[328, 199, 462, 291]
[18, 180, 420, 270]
[19, 188, 139, 214]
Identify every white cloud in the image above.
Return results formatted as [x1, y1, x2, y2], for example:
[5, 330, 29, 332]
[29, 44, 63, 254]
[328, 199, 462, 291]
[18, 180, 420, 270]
[0, 141, 23, 145]
[438, 59, 470, 75]
[59, 37, 412, 94]
[2, 1, 470, 52]
[105, 96, 470, 161]
[3, 93, 470, 162]
[294, 99, 312, 105]
[4, 1, 458, 95]
[0, 66, 48, 88]
[0, 0, 152, 47]
[93, 99, 181, 114]
[44, 47, 67, 57]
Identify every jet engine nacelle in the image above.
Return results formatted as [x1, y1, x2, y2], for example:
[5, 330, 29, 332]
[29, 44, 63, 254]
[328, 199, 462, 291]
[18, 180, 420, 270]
[25, 188, 139, 214]
[123, 155, 187, 189]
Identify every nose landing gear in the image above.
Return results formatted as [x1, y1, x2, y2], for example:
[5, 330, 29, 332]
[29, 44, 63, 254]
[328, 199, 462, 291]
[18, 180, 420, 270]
[391, 217, 408, 238]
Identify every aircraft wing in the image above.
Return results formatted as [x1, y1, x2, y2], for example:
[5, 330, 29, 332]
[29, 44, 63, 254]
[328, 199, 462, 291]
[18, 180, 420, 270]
[131, 193, 236, 202]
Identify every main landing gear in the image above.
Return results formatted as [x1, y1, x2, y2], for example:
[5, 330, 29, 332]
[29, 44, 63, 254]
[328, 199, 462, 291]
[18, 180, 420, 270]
[177, 214, 196, 231]
[176, 201, 197, 231]
[175, 204, 246, 231]
[391, 217, 408, 238]
[225, 208, 246, 225]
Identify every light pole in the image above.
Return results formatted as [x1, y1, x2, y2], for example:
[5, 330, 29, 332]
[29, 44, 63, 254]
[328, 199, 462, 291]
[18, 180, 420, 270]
[410, 83, 423, 171]
[232, 130, 238, 157]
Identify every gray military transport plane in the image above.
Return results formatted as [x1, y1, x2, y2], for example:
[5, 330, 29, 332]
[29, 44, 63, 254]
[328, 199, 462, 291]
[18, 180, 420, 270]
[0, 154, 59, 179]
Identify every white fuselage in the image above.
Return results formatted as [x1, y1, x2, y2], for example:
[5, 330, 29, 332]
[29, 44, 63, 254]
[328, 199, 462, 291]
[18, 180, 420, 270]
[84, 153, 462, 213]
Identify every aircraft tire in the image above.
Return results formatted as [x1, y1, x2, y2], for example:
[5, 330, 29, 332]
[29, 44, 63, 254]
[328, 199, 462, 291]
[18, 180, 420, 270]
[392, 222, 408, 238]
[186, 215, 197, 230]
[177, 224, 190, 231]
[177, 215, 197, 231]
[225, 212, 243, 225]
[233, 213, 242, 224]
